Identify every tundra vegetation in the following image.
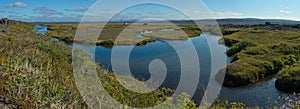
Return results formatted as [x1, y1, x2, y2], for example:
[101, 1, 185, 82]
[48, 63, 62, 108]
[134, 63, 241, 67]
[1, 20, 204, 108]
[45, 22, 202, 47]
[221, 23, 300, 94]
[1, 19, 300, 108]
[0, 20, 247, 108]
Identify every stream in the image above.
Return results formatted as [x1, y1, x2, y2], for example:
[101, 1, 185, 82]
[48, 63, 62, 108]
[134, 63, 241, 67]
[34, 25, 299, 108]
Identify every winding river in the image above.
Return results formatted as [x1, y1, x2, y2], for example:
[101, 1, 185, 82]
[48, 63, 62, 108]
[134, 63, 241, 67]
[34, 26, 298, 108]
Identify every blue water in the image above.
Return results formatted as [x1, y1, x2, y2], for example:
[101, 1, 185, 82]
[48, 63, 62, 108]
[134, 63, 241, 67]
[34, 25, 48, 35]
[35, 25, 298, 108]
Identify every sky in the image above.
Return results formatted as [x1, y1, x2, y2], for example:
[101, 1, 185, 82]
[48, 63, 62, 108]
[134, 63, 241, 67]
[0, 0, 299, 22]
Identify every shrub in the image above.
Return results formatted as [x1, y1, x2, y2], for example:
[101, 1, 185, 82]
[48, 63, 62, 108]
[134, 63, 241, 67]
[226, 40, 256, 56]
[244, 46, 269, 55]
[223, 57, 275, 87]
[223, 38, 239, 46]
[273, 58, 284, 72]
[270, 43, 300, 55]
[283, 54, 298, 65]
[222, 30, 239, 35]
[136, 39, 156, 46]
[275, 65, 300, 92]
[96, 40, 115, 48]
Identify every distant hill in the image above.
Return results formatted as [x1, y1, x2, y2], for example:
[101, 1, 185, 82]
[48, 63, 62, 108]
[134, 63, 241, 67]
[34, 18, 300, 25]
[216, 18, 300, 25]
[171, 18, 300, 25]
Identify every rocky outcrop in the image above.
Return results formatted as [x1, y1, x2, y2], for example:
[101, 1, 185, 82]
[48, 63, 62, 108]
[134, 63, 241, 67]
[0, 18, 10, 33]
[275, 78, 300, 92]
[0, 18, 10, 26]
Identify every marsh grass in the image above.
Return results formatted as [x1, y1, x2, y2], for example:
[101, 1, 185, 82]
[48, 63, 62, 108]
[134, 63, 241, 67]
[222, 28, 300, 92]
[45, 23, 202, 47]
[0, 21, 87, 108]
[1, 21, 202, 108]
[3, 21, 299, 108]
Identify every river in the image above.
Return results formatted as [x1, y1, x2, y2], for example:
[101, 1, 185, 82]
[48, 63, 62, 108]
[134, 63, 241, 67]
[34, 25, 298, 108]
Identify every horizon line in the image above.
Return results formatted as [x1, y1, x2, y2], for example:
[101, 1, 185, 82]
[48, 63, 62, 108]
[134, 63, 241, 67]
[4, 17, 299, 23]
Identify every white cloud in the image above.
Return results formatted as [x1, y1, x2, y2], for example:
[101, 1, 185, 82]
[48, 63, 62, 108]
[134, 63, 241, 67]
[185, 11, 243, 20]
[5, 2, 27, 8]
[186, 10, 300, 21]
[212, 11, 242, 18]
[33, 6, 64, 16]
[279, 10, 290, 14]
[64, 7, 88, 12]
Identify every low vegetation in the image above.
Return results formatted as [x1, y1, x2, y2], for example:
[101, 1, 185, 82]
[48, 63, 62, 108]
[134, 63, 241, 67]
[2, 19, 300, 108]
[1, 20, 196, 108]
[0, 19, 231, 109]
[2, 20, 250, 108]
[220, 26, 300, 92]
[96, 40, 115, 48]
[45, 24, 76, 44]
[178, 24, 202, 37]
[136, 39, 156, 46]
[45, 23, 202, 48]
[276, 64, 300, 92]
[0, 21, 86, 108]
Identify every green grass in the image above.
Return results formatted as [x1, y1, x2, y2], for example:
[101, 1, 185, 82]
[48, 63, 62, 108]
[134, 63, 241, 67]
[276, 64, 300, 92]
[226, 39, 257, 57]
[176, 24, 202, 37]
[45, 24, 76, 44]
[222, 29, 300, 90]
[45, 23, 203, 46]
[1, 21, 202, 108]
[96, 40, 115, 48]
[136, 39, 156, 46]
[1, 21, 86, 108]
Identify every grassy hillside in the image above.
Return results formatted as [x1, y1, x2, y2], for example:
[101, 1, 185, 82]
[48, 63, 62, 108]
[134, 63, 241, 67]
[0, 20, 202, 109]
[0, 20, 87, 108]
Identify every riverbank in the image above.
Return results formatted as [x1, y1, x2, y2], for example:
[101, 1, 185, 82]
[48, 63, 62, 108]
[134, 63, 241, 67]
[0, 19, 238, 108]
[44, 23, 201, 48]
[0, 20, 181, 108]
[41, 22, 300, 108]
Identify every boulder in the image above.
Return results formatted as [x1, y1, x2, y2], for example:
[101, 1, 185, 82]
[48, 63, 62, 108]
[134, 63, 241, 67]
[0, 18, 10, 33]
[0, 95, 20, 109]
[0, 18, 9, 26]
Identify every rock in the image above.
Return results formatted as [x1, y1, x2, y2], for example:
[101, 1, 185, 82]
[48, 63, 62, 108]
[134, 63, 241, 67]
[0, 65, 6, 70]
[123, 22, 128, 26]
[0, 18, 10, 33]
[0, 95, 20, 109]
[0, 18, 10, 26]
[275, 77, 300, 92]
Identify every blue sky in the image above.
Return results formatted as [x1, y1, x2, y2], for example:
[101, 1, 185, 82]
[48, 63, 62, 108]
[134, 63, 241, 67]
[0, 0, 299, 22]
